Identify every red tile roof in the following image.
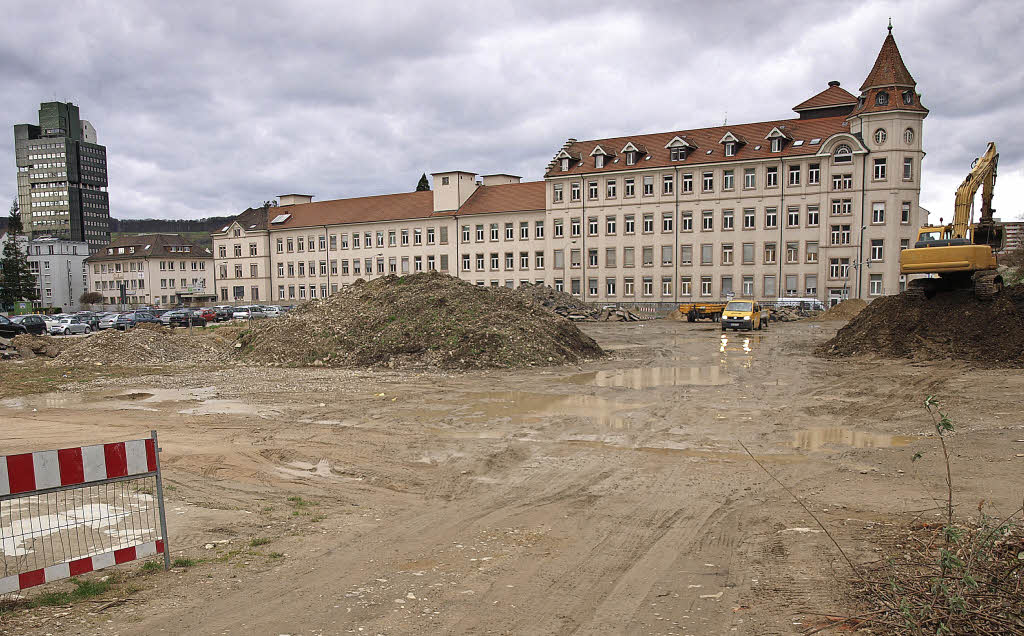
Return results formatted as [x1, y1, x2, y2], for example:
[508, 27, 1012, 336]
[544, 115, 850, 178]
[86, 234, 212, 262]
[450, 181, 545, 217]
[860, 33, 916, 91]
[793, 83, 857, 111]
[271, 190, 436, 230]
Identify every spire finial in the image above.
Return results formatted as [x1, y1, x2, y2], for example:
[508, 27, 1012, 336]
[887, 17, 893, 34]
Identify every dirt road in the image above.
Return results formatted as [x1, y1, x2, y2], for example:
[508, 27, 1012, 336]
[2, 320, 1022, 635]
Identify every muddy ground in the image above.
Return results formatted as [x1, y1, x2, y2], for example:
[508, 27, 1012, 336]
[1, 320, 1022, 635]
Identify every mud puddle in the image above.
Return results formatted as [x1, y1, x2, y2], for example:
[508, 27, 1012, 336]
[791, 427, 915, 451]
[1, 386, 277, 418]
[566, 366, 731, 389]
[425, 391, 648, 431]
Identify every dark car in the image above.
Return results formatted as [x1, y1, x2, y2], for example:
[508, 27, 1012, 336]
[75, 312, 100, 330]
[0, 315, 28, 339]
[12, 314, 48, 335]
[168, 310, 206, 328]
[115, 311, 160, 330]
[214, 306, 233, 322]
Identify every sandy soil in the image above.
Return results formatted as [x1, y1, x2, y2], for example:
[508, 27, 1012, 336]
[1, 319, 1022, 635]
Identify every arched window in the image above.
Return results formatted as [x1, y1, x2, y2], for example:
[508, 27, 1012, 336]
[874, 129, 887, 145]
[904, 128, 914, 144]
[876, 91, 889, 106]
[902, 90, 914, 105]
[833, 144, 853, 164]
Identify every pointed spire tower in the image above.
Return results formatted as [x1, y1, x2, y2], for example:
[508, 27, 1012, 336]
[849, 24, 928, 117]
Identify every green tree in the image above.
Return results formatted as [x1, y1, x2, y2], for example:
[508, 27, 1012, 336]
[80, 291, 103, 306]
[416, 173, 430, 191]
[0, 199, 38, 311]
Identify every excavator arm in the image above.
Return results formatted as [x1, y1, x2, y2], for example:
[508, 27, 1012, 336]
[952, 142, 1000, 249]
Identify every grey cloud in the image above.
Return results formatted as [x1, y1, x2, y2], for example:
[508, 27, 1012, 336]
[1, 0, 1022, 221]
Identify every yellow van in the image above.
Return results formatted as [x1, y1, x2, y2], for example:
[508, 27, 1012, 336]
[721, 300, 769, 331]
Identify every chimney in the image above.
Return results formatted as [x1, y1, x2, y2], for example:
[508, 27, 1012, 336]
[480, 174, 522, 187]
[278, 194, 313, 206]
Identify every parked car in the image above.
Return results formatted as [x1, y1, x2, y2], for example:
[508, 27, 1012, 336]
[115, 311, 160, 330]
[168, 310, 206, 328]
[11, 314, 48, 335]
[261, 305, 281, 317]
[214, 305, 235, 322]
[75, 312, 100, 330]
[51, 317, 91, 335]
[232, 305, 266, 319]
[160, 309, 187, 325]
[0, 314, 28, 339]
[98, 313, 121, 330]
[198, 308, 217, 322]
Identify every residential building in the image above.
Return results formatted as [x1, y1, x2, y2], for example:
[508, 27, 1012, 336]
[14, 102, 111, 253]
[215, 29, 925, 306]
[85, 234, 215, 308]
[0, 234, 89, 311]
[209, 206, 272, 304]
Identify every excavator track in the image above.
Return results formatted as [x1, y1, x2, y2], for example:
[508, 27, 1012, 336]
[905, 278, 940, 300]
[973, 271, 1003, 301]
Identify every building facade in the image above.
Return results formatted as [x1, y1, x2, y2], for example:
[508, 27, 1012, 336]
[85, 234, 215, 308]
[214, 30, 926, 307]
[13, 102, 111, 253]
[0, 234, 89, 311]
[209, 206, 272, 304]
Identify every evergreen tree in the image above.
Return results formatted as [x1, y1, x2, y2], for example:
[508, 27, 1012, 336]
[416, 173, 431, 191]
[0, 199, 38, 311]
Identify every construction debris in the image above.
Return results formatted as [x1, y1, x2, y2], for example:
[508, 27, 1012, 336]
[56, 325, 226, 366]
[515, 284, 641, 321]
[818, 285, 1024, 366]
[236, 272, 604, 369]
[810, 298, 867, 322]
[6, 334, 62, 360]
[770, 305, 822, 322]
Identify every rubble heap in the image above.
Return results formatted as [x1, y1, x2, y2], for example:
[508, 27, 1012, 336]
[810, 298, 867, 322]
[770, 305, 822, 322]
[515, 283, 641, 321]
[818, 285, 1024, 367]
[57, 326, 226, 365]
[1, 334, 62, 360]
[236, 272, 604, 368]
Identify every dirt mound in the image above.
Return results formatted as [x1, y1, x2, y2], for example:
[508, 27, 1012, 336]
[236, 272, 604, 368]
[10, 334, 62, 359]
[57, 327, 227, 365]
[817, 286, 1024, 366]
[810, 298, 867, 322]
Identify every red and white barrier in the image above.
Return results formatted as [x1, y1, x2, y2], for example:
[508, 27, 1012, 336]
[0, 540, 165, 594]
[0, 439, 157, 495]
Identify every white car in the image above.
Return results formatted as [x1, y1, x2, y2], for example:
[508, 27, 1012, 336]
[232, 306, 267, 319]
[98, 314, 120, 330]
[51, 317, 91, 335]
[261, 305, 281, 317]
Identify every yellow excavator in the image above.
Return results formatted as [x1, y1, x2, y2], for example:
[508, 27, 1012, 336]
[900, 142, 1004, 300]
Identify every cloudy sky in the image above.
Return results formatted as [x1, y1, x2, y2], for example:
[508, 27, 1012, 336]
[2, 1, 1022, 222]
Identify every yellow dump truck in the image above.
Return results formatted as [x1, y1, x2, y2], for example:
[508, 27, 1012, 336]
[721, 300, 770, 331]
[678, 302, 727, 322]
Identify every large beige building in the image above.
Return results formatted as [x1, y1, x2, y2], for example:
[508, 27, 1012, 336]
[215, 30, 925, 307]
[85, 234, 215, 307]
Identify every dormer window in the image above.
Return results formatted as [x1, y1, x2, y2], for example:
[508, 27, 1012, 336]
[625, 151, 636, 166]
[724, 142, 736, 157]
[770, 138, 782, 152]
[902, 90, 914, 105]
[670, 147, 687, 161]
[833, 144, 853, 164]
[595, 155, 604, 169]
[561, 158, 569, 171]
[876, 91, 889, 106]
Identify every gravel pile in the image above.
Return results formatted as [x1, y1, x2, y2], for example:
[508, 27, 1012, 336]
[4, 334, 62, 359]
[58, 325, 227, 365]
[515, 283, 640, 321]
[810, 298, 867, 322]
[817, 285, 1024, 366]
[236, 272, 604, 369]
[770, 305, 822, 322]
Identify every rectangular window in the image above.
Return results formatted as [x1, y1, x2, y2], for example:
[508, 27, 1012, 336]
[785, 274, 798, 297]
[490, 253, 499, 270]
[623, 277, 634, 295]
[440, 254, 449, 270]
[764, 242, 777, 264]
[786, 241, 799, 263]
[742, 275, 754, 297]
[427, 227, 435, 244]
[662, 276, 672, 297]
[680, 244, 693, 265]
[869, 274, 883, 296]
[276, 238, 284, 253]
[606, 277, 616, 296]
[743, 168, 755, 189]
[670, 147, 687, 161]
[588, 181, 598, 200]
[476, 225, 484, 242]
[623, 247, 634, 268]
[702, 211, 713, 231]
[680, 276, 692, 296]
[723, 169, 734, 191]
[787, 207, 800, 227]
[766, 166, 778, 187]
[807, 205, 820, 227]
[571, 182, 581, 201]
[462, 225, 470, 243]
[643, 277, 654, 297]
[588, 216, 599, 236]
[606, 179, 617, 198]
[462, 254, 471, 271]
[903, 157, 913, 180]
[808, 163, 820, 184]
[722, 209, 734, 231]
[624, 178, 635, 197]
[595, 154, 604, 169]
[901, 202, 911, 224]
[742, 242, 754, 264]
[571, 249, 582, 268]
[788, 165, 800, 186]
[571, 217, 581, 237]
[701, 243, 713, 266]
[873, 158, 887, 180]
[554, 218, 564, 238]
[643, 214, 654, 233]
[388, 230, 397, 246]
[492, 223, 500, 241]
[662, 212, 674, 233]
[388, 257, 397, 274]
[535, 251, 544, 269]
[721, 276, 733, 297]
[682, 173, 693, 193]
[555, 278, 565, 292]
[872, 202, 885, 224]
[605, 247, 617, 268]
[700, 276, 712, 297]
[743, 208, 755, 229]
[663, 174, 674, 194]
[505, 253, 514, 269]
[554, 249, 565, 269]
[589, 278, 599, 296]
[606, 215, 617, 235]
[806, 241, 819, 263]
[661, 245, 673, 266]
[870, 239, 884, 261]
[721, 243, 733, 265]
[643, 176, 654, 196]
[535, 221, 544, 239]
[702, 171, 713, 192]
[763, 275, 777, 298]
[642, 247, 653, 266]
[765, 208, 777, 229]
[805, 274, 817, 296]
[477, 254, 485, 270]
[553, 183, 563, 202]
[624, 214, 635, 234]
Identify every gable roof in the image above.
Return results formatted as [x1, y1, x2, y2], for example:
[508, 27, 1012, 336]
[544, 115, 850, 177]
[860, 32, 916, 91]
[448, 181, 545, 217]
[793, 83, 857, 111]
[270, 190, 437, 230]
[214, 206, 269, 235]
[86, 233, 213, 262]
